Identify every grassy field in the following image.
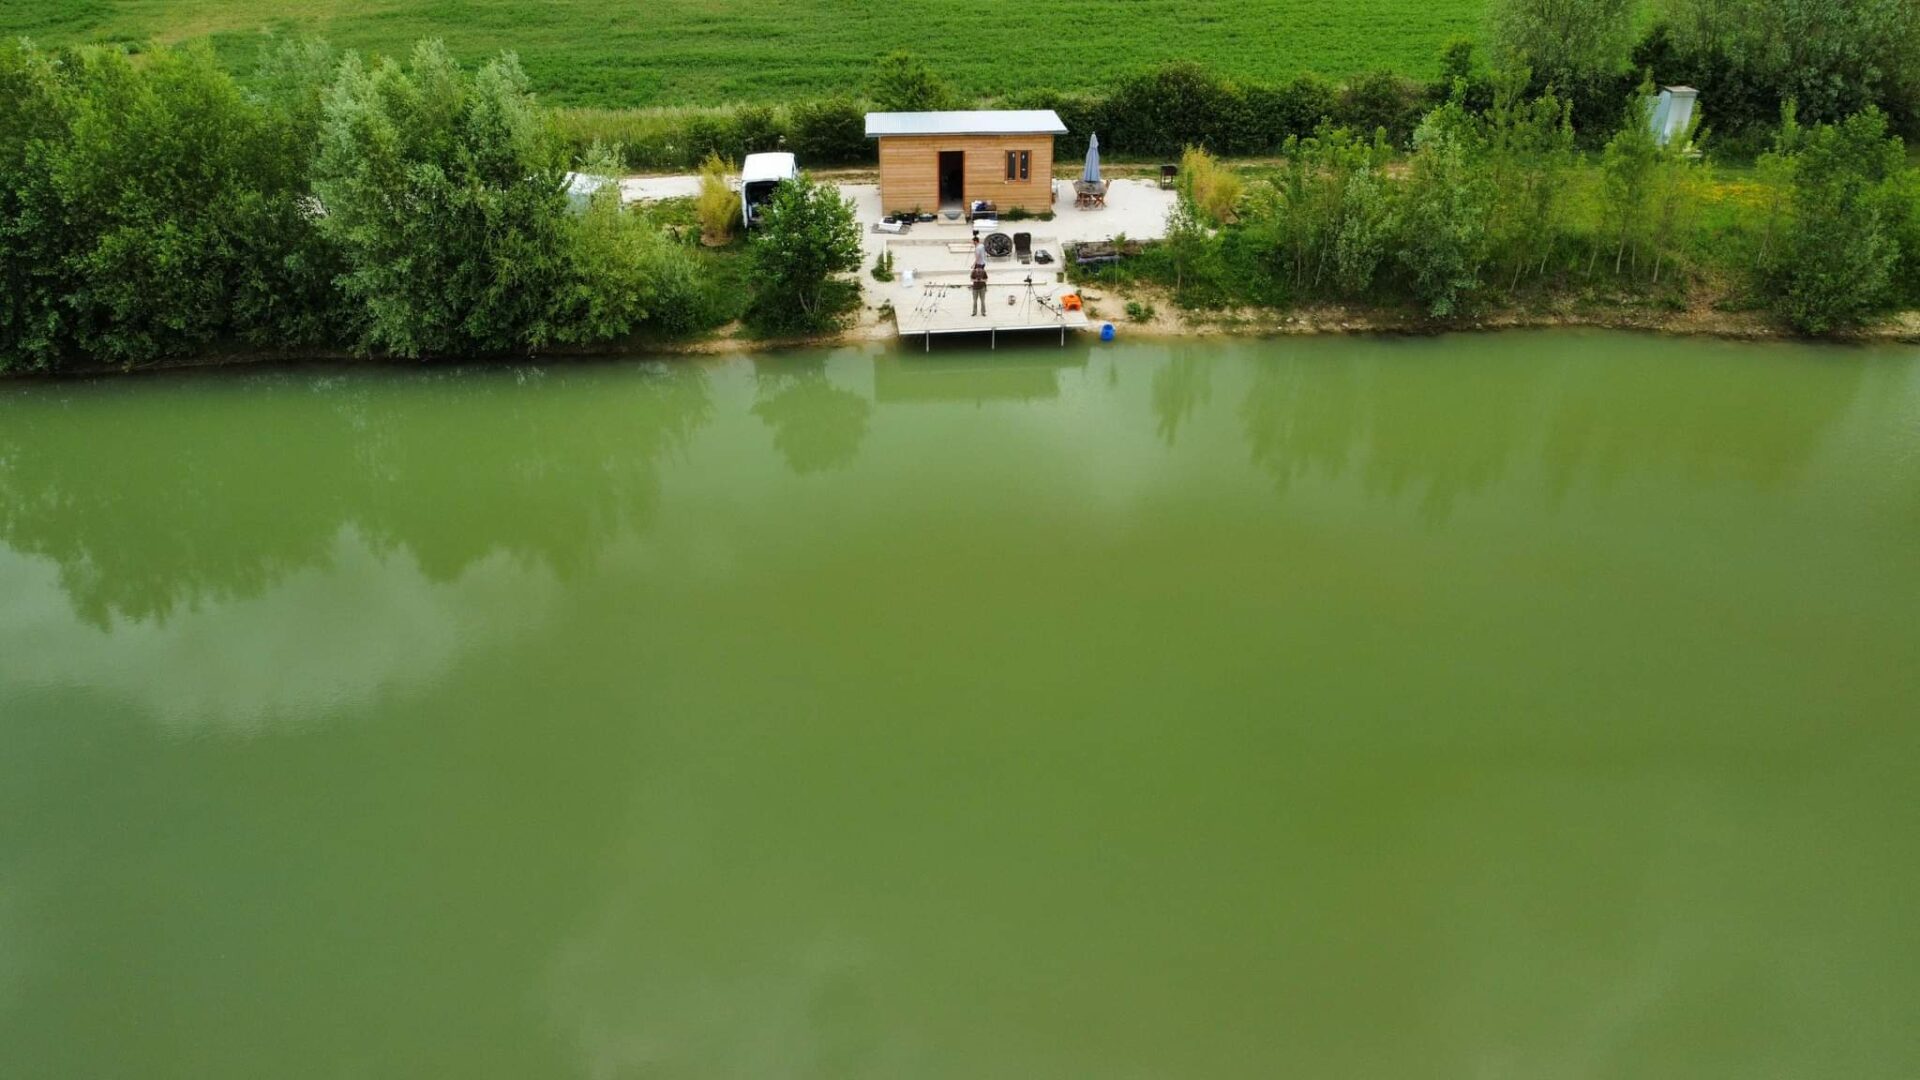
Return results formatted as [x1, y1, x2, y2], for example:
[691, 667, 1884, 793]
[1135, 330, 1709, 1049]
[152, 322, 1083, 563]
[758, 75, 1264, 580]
[6, 0, 1488, 108]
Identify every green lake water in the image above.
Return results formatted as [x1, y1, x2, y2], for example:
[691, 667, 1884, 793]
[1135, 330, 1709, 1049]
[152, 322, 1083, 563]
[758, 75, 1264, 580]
[2, 330, 1918, 1077]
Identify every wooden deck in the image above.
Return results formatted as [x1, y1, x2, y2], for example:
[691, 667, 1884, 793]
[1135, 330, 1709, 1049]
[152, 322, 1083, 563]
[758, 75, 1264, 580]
[893, 278, 1091, 348]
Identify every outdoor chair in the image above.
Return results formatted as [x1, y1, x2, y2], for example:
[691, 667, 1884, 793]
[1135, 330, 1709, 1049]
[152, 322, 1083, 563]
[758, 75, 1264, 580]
[1072, 180, 1108, 209]
[1013, 232, 1032, 264]
[1160, 164, 1178, 189]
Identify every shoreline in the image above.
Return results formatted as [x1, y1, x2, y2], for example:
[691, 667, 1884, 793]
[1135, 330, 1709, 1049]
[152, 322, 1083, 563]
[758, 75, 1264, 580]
[8, 299, 1917, 381]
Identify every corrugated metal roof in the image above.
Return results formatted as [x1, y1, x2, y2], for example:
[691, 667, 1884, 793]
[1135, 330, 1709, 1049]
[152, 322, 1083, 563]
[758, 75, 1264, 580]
[865, 110, 1068, 138]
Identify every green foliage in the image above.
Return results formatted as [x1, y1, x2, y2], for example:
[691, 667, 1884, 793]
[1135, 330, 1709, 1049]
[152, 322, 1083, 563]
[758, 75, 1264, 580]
[0, 35, 729, 370]
[1334, 70, 1430, 147]
[1106, 63, 1236, 156]
[1764, 107, 1909, 332]
[788, 97, 868, 165]
[695, 152, 740, 242]
[1179, 147, 1243, 224]
[552, 162, 710, 341]
[1642, 0, 1920, 139]
[1597, 88, 1665, 276]
[1483, 72, 1575, 287]
[1488, 0, 1634, 87]
[1125, 299, 1158, 321]
[1395, 102, 1494, 314]
[869, 52, 957, 113]
[1333, 169, 1398, 294]
[870, 249, 894, 282]
[1263, 125, 1397, 297]
[0, 41, 83, 370]
[747, 173, 861, 332]
[1160, 189, 1219, 301]
[1, 38, 346, 370]
[312, 43, 576, 356]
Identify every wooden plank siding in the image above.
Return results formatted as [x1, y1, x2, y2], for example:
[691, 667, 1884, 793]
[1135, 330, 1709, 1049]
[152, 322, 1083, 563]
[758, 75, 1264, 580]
[877, 134, 1056, 215]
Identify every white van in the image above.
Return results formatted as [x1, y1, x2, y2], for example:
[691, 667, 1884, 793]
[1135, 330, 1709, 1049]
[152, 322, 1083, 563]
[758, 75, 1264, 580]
[740, 152, 797, 228]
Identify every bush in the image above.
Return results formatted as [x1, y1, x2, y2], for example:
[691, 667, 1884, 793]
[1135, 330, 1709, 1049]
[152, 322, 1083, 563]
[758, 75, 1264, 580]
[1764, 107, 1909, 333]
[789, 96, 870, 165]
[1335, 70, 1428, 147]
[695, 152, 740, 242]
[1394, 103, 1494, 315]
[552, 165, 710, 342]
[1104, 62, 1234, 157]
[1236, 75, 1339, 154]
[1180, 147, 1243, 224]
[748, 173, 862, 332]
[1, 39, 347, 369]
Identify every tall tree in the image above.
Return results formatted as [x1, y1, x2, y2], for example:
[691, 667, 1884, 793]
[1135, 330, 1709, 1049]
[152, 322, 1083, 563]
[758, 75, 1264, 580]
[1765, 107, 1907, 332]
[1488, 0, 1635, 89]
[313, 42, 574, 356]
[868, 52, 958, 113]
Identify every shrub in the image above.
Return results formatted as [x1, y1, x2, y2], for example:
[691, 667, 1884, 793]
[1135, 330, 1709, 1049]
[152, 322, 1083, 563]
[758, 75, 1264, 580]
[551, 164, 710, 342]
[1181, 146, 1243, 224]
[1335, 70, 1428, 147]
[871, 249, 894, 281]
[1235, 75, 1338, 154]
[1104, 62, 1233, 156]
[748, 173, 862, 332]
[1764, 107, 1909, 333]
[1394, 103, 1494, 315]
[695, 152, 741, 242]
[789, 96, 869, 165]
[1125, 299, 1157, 321]
[733, 104, 784, 154]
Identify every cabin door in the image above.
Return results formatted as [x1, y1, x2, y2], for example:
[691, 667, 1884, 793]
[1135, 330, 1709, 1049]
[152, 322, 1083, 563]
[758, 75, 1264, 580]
[938, 151, 964, 209]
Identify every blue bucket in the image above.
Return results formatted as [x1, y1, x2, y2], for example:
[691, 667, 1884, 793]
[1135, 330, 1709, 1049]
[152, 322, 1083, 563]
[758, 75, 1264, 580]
[1100, 323, 1116, 342]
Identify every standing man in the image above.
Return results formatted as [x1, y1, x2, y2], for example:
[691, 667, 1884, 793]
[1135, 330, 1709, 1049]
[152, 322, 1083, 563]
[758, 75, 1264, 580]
[970, 232, 989, 316]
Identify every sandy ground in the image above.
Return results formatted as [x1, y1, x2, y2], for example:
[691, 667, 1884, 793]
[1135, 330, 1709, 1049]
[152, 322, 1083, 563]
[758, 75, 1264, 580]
[618, 171, 1175, 338]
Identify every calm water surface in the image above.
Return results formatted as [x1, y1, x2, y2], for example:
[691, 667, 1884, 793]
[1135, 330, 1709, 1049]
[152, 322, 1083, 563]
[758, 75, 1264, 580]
[3, 331, 1918, 1077]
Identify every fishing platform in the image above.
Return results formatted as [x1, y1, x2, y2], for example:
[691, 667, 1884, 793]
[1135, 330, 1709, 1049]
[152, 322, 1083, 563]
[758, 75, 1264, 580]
[880, 234, 1092, 349]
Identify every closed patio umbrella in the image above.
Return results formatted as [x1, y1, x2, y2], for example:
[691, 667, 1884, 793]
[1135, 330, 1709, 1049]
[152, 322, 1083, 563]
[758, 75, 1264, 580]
[1082, 132, 1101, 184]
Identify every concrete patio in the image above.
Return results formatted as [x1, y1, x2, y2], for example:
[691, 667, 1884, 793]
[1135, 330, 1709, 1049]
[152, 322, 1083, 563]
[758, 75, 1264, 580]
[617, 172, 1174, 342]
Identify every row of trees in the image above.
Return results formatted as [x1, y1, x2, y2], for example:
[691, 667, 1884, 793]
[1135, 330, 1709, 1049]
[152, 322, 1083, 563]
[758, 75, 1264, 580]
[2, 39, 810, 372]
[1149, 79, 1920, 333]
[1492, 0, 1920, 147]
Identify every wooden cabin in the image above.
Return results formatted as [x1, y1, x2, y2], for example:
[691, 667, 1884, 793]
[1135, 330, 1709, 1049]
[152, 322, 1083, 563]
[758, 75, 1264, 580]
[866, 110, 1068, 216]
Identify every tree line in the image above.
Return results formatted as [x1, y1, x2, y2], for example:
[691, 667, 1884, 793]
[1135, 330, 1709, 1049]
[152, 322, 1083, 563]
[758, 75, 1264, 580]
[1138, 77, 1920, 334]
[1, 38, 862, 373]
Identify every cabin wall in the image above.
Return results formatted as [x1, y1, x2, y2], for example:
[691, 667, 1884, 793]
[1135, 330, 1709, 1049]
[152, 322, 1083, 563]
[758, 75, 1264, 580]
[876, 134, 1056, 214]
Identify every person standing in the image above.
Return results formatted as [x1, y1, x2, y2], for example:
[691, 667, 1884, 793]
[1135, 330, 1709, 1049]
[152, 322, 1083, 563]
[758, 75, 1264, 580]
[970, 232, 989, 316]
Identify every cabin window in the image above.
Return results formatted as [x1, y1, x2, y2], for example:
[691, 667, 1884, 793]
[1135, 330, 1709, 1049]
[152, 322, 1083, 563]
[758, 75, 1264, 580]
[1006, 150, 1030, 181]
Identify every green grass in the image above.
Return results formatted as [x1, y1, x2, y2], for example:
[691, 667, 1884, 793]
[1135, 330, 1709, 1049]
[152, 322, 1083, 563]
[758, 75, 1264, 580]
[6, 0, 1488, 108]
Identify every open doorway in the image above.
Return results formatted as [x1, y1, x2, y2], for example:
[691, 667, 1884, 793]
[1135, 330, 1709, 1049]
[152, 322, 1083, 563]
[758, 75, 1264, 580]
[937, 150, 964, 210]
